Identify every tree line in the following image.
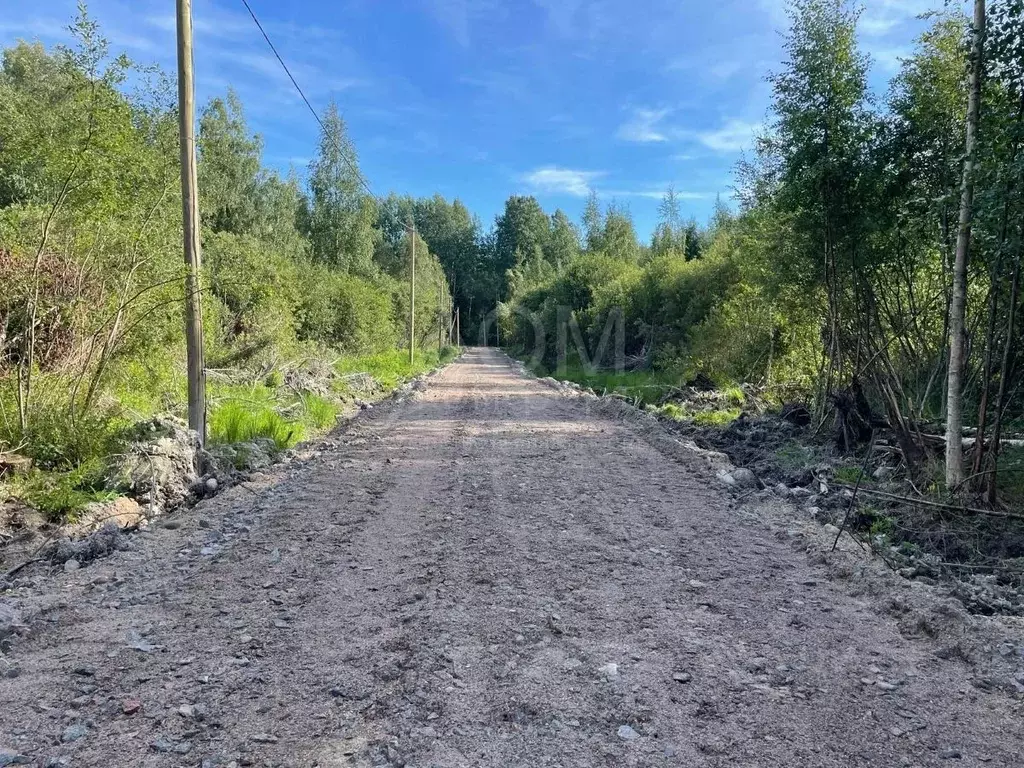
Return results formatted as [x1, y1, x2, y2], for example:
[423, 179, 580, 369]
[2, 0, 1022, 508]
[497, 0, 1024, 502]
[0, 7, 458, 474]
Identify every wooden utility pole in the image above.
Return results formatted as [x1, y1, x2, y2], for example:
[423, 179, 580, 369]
[495, 293, 500, 347]
[438, 279, 444, 351]
[455, 307, 460, 348]
[945, 0, 986, 490]
[176, 0, 206, 445]
[408, 223, 416, 364]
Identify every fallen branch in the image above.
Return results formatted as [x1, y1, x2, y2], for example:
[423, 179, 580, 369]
[832, 484, 1024, 522]
[833, 431, 876, 552]
[1, 556, 43, 582]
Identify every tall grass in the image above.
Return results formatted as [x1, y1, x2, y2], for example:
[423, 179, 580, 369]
[208, 402, 305, 449]
[302, 393, 337, 430]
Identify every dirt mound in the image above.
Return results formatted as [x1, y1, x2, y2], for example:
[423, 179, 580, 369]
[668, 413, 820, 486]
[104, 416, 201, 514]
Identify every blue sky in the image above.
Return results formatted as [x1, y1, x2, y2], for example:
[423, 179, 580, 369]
[2, 0, 954, 238]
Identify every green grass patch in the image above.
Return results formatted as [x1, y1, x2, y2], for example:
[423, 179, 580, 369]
[531, 363, 679, 406]
[691, 408, 742, 427]
[208, 400, 304, 450]
[2, 346, 459, 522]
[652, 402, 741, 426]
[301, 393, 338, 430]
[834, 465, 871, 485]
[722, 385, 746, 407]
[335, 346, 458, 392]
[3, 459, 116, 521]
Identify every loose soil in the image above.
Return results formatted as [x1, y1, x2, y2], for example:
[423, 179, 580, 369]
[1, 348, 1022, 767]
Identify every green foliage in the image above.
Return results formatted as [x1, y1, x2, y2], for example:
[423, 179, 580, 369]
[0, 12, 459, 521]
[307, 102, 378, 276]
[296, 264, 400, 354]
[652, 402, 741, 426]
[0, 389, 125, 471]
[335, 346, 457, 392]
[208, 401, 304, 450]
[301, 394, 338, 430]
[866, 509, 895, 540]
[833, 465, 869, 485]
[6, 459, 115, 521]
[692, 408, 742, 427]
[198, 89, 262, 235]
[206, 232, 301, 353]
[722, 386, 746, 407]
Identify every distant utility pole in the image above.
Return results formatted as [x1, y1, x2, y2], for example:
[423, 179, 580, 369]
[495, 293, 500, 347]
[408, 222, 416, 364]
[455, 307, 460, 348]
[438, 279, 444, 351]
[448, 294, 454, 346]
[176, 0, 206, 445]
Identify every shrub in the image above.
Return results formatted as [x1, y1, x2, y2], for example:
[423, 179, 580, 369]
[6, 459, 115, 521]
[205, 232, 300, 352]
[0, 390, 125, 471]
[296, 263, 401, 355]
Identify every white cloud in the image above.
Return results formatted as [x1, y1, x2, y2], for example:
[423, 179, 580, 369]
[695, 119, 761, 153]
[667, 55, 746, 82]
[0, 18, 74, 41]
[145, 12, 251, 42]
[758, 0, 951, 37]
[617, 108, 672, 143]
[605, 187, 714, 200]
[709, 60, 745, 81]
[860, 16, 900, 37]
[520, 166, 605, 196]
[861, 0, 943, 38]
[870, 45, 912, 73]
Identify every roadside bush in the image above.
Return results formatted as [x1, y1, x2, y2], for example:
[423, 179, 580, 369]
[205, 232, 300, 353]
[3, 458, 115, 521]
[0, 386, 125, 471]
[296, 263, 401, 355]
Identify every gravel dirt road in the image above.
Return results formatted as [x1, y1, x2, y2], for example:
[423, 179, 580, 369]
[1, 347, 1022, 767]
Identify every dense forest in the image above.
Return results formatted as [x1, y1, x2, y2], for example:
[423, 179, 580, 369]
[1, 0, 1023, 521]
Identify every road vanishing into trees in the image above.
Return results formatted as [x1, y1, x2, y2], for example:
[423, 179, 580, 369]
[1, 348, 1021, 767]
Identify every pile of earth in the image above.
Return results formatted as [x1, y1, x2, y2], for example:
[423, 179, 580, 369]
[649, 398, 1024, 617]
[663, 409, 824, 487]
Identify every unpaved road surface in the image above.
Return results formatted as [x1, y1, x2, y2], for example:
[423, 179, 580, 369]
[1, 348, 1022, 767]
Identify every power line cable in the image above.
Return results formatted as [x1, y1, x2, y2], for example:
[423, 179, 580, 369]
[237, 0, 458, 353]
[237, 0, 413, 232]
